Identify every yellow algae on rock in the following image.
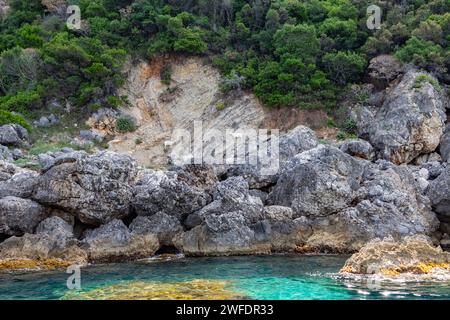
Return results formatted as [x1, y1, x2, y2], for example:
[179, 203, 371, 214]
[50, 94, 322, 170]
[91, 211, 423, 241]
[62, 279, 245, 300]
[0, 258, 73, 271]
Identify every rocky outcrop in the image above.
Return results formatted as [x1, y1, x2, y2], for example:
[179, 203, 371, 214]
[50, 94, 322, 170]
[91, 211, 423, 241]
[221, 125, 318, 189]
[341, 236, 450, 276]
[0, 196, 49, 236]
[82, 219, 159, 262]
[367, 70, 446, 164]
[0, 124, 29, 146]
[32, 151, 137, 226]
[176, 177, 266, 255]
[176, 177, 312, 255]
[0, 171, 38, 198]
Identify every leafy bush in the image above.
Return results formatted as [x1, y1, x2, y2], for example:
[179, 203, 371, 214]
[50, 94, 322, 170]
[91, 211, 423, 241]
[322, 51, 366, 86]
[116, 115, 136, 133]
[0, 110, 31, 131]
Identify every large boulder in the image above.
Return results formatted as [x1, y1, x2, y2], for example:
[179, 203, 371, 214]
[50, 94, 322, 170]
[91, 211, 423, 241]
[279, 125, 318, 162]
[367, 70, 446, 164]
[341, 236, 450, 276]
[0, 196, 49, 236]
[268, 145, 365, 217]
[133, 166, 215, 220]
[82, 219, 159, 262]
[130, 213, 184, 246]
[426, 166, 450, 223]
[0, 124, 29, 146]
[0, 171, 39, 198]
[32, 151, 137, 226]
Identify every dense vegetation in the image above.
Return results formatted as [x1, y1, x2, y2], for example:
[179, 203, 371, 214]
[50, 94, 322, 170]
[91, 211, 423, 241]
[0, 0, 448, 126]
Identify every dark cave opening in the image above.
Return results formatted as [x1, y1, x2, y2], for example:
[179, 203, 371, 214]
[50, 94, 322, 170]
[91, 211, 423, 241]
[155, 245, 180, 255]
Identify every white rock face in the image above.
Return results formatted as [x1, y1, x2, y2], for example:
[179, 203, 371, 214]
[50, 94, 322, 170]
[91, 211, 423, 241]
[111, 57, 269, 167]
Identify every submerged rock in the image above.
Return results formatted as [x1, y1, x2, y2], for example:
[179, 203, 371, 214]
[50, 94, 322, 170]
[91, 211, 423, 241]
[340, 236, 450, 276]
[62, 279, 245, 300]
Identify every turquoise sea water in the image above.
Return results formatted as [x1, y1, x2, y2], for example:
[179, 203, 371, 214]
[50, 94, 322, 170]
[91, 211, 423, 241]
[0, 255, 449, 300]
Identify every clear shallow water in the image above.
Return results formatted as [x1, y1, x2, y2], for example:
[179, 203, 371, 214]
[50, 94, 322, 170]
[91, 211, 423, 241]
[0, 255, 449, 300]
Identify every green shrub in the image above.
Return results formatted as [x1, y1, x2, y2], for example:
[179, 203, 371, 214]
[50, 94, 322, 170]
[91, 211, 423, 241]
[343, 118, 357, 134]
[116, 116, 136, 133]
[0, 110, 31, 131]
[134, 137, 143, 145]
[413, 74, 442, 91]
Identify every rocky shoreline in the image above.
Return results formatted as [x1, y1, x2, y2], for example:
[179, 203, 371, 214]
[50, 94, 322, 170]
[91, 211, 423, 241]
[0, 59, 449, 278]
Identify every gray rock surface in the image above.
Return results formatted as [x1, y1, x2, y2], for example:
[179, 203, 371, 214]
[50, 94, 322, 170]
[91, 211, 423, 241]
[130, 213, 184, 246]
[0, 172, 39, 198]
[0, 196, 48, 236]
[133, 167, 215, 220]
[268, 145, 365, 217]
[268, 145, 439, 252]
[0, 124, 29, 146]
[82, 219, 159, 262]
[340, 139, 375, 161]
[33, 151, 137, 226]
